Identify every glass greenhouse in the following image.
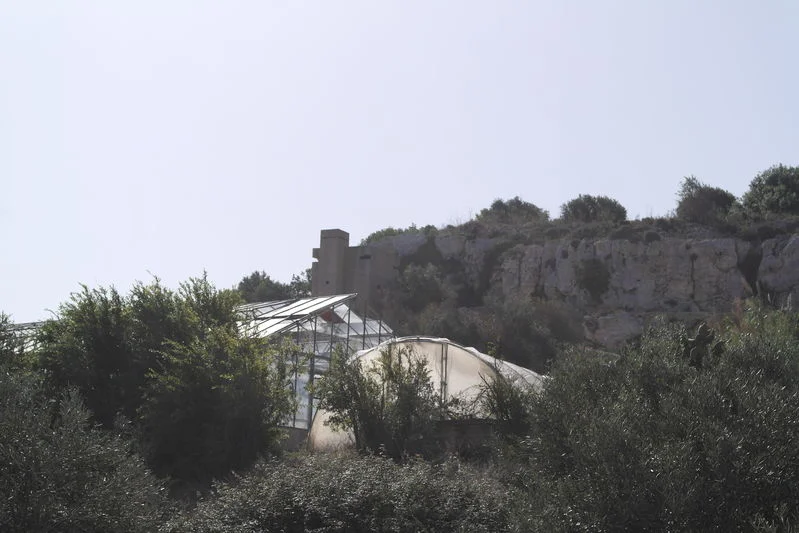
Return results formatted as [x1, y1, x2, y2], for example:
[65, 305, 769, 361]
[237, 294, 393, 429]
[4, 294, 393, 430]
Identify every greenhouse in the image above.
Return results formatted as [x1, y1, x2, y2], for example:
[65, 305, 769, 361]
[5, 294, 393, 431]
[237, 294, 393, 429]
[308, 336, 545, 450]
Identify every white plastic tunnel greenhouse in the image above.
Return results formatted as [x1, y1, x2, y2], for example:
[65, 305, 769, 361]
[308, 336, 546, 451]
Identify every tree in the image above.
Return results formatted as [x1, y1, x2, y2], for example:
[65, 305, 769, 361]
[398, 263, 452, 313]
[476, 197, 549, 224]
[139, 329, 296, 484]
[39, 275, 243, 428]
[237, 269, 311, 303]
[314, 345, 448, 461]
[360, 224, 438, 246]
[0, 372, 166, 532]
[38, 274, 295, 484]
[675, 175, 736, 225]
[513, 306, 799, 530]
[289, 268, 312, 297]
[560, 194, 627, 223]
[38, 285, 134, 428]
[0, 314, 34, 372]
[742, 164, 799, 216]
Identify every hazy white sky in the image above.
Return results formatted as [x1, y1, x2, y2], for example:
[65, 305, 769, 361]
[2, 1, 797, 322]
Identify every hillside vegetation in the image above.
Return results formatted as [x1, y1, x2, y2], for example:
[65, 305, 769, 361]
[359, 165, 799, 372]
[2, 163, 799, 531]
[3, 298, 799, 531]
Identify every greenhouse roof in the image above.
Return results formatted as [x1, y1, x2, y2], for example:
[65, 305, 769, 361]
[237, 294, 392, 342]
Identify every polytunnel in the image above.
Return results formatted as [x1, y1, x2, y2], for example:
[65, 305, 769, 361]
[308, 336, 545, 450]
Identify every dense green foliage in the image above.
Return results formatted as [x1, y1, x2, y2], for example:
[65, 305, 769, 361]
[0, 313, 33, 372]
[167, 454, 513, 533]
[476, 196, 549, 223]
[360, 223, 438, 246]
[503, 306, 799, 531]
[7, 161, 799, 530]
[398, 263, 454, 313]
[139, 331, 295, 484]
[237, 269, 310, 303]
[401, 293, 579, 373]
[675, 175, 737, 225]
[575, 258, 611, 303]
[37, 275, 296, 486]
[560, 194, 627, 223]
[314, 345, 453, 461]
[742, 164, 799, 216]
[0, 371, 166, 532]
[5, 279, 799, 531]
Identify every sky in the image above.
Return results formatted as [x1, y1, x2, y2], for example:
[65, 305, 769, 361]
[1, 1, 797, 322]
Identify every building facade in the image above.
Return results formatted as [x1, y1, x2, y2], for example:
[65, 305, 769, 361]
[310, 229, 397, 318]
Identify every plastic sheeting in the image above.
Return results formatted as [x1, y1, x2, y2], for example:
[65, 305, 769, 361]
[308, 336, 545, 450]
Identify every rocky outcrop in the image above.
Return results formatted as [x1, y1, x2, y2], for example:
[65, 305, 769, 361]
[376, 229, 799, 350]
[488, 238, 758, 347]
[758, 235, 799, 308]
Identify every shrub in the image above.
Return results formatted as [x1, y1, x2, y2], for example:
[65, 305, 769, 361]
[478, 365, 539, 446]
[675, 176, 737, 225]
[476, 197, 549, 224]
[39, 275, 295, 485]
[314, 345, 450, 461]
[361, 224, 438, 246]
[166, 453, 514, 533]
[575, 258, 611, 303]
[0, 314, 35, 372]
[139, 331, 296, 485]
[398, 263, 452, 313]
[0, 372, 166, 532]
[494, 299, 561, 372]
[237, 269, 310, 303]
[742, 164, 799, 216]
[514, 306, 799, 531]
[38, 285, 135, 428]
[560, 194, 627, 223]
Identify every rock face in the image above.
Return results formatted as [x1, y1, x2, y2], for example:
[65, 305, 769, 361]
[490, 238, 755, 347]
[758, 235, 799, 308]
[374, 230, 799, 350]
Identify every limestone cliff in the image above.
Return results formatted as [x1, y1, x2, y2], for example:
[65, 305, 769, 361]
[370, 223, 799, 351]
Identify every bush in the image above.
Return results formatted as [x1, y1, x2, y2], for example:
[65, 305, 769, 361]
[575, 258, 611, 303]
[675, 176, 737, 225]
[742, 164, 799, 217]
[39, 275, 295, 485]
[476, 197, 549, 224]
[0, 314, 35, 372]
[39, 285, 135, 428]
[560, 194, 627, 223]
[493, 299, 562, 372]
[139, 331, 296, 485]
[360, 224, 438, 246]
[237, 269, 310, 303]
[0, 372, 166, 532]
[478, 365, 539, 446]
[166, 453, 514, 533]
[514, 305, 799, 531]
[314, 345, 449, 461]
[398, 263, 452, 313]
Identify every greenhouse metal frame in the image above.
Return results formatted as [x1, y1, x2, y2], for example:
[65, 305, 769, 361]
[237, 294, 393, 428]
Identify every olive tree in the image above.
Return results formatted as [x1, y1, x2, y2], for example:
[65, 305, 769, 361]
[560, 194, 627, 223]
[742, 164, 799, 216]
